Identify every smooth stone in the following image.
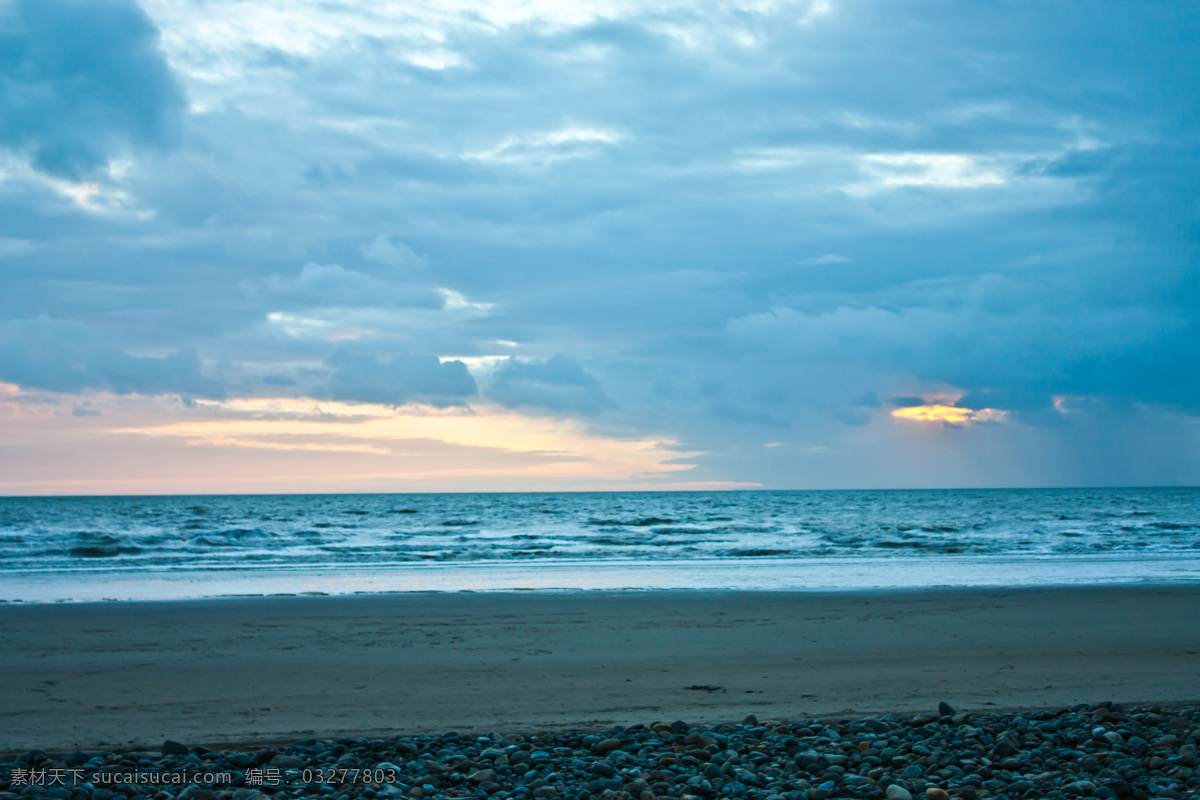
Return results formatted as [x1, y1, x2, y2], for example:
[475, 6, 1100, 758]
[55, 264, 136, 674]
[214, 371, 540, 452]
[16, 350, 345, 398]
[926, 789, 950, 800]
[375, 761, 405, 772]
[232, 791, 270, 800]
[177, 788, 217, 800]
[938, 703, 955, 718]
[886, 785, 914, 800]
[162, 740, 190, 756]
[469, 769, 500, 784]
[595, 738, 623, 755]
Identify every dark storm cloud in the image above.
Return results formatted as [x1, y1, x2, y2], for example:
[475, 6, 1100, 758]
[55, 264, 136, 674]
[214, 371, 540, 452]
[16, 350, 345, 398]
[487, 355, 614, 415]
[0, 0, 184, 179]
[325, 350, 476, 407]
[0, 317, 223, 398]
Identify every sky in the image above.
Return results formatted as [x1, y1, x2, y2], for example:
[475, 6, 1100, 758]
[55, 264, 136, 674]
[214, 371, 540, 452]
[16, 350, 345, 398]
[1, 0, 1198, 494]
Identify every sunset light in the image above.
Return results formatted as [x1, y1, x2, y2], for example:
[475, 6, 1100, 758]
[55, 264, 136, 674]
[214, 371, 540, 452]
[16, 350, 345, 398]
[891, 404, 1009, 426]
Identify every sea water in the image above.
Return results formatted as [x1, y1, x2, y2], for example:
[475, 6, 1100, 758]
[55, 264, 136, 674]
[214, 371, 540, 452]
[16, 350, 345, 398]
[1, 488, 1198, 601]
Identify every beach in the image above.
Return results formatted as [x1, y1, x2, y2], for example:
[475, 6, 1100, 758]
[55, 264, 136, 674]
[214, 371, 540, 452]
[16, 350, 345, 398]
[3, 585, 1198, 754]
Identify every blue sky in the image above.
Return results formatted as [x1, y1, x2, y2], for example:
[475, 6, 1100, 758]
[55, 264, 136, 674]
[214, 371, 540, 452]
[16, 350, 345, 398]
[1, 0, 1197, 494]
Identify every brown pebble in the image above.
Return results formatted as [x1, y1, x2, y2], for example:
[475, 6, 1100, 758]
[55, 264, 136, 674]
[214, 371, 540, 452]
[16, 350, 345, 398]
[926, 789, 950, 800]
[596, 737, 624, 754]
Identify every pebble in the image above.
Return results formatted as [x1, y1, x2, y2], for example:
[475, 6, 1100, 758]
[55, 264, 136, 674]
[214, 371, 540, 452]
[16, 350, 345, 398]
[2, 703, 1198, 800]
[595, 738, 623, 755]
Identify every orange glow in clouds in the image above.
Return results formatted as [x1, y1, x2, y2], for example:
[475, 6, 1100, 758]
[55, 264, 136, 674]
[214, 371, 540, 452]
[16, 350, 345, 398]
[0, 389, 762, 494]
[891, 404, 1008, 425]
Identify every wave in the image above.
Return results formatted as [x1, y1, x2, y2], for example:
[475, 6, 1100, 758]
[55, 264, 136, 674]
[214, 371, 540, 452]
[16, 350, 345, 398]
[69, 545, 143, 558]
[1, 488, 1197, 576]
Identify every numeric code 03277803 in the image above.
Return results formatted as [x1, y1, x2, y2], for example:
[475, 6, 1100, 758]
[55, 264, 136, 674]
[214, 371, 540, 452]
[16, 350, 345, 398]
[300, 768, 399, 784]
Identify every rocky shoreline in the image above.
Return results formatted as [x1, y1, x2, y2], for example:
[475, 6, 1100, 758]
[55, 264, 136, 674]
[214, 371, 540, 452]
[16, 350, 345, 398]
[3, 703, 1197, 800]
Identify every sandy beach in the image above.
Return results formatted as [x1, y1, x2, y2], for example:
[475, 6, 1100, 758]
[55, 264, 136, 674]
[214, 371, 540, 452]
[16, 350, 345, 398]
[2, 586, 1198, 753]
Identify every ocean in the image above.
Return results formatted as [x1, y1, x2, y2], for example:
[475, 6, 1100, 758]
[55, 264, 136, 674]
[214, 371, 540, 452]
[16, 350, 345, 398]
[1, 488, 1198, 602]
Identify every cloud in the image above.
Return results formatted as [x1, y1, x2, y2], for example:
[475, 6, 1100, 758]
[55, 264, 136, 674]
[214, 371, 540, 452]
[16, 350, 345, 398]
[486, 355, 614, 414]
[325, 350, 477, 407]
[0, 317, 223, 399]
[465, 125, 624, 166]
[891, 404, 1009, 427]
[852, 391, 880, 408]
[855, 153, 1007, 190]
[712, 403, 789, 428]
[243, 263, 444, 310]
[801, 253, 851, 266]
[723, 265, 1200, 423]
[0, 0, 184, 179]
[2, 0, 1199, 489]
[361, 235, 427, 270]
[0, 237, 42, 257]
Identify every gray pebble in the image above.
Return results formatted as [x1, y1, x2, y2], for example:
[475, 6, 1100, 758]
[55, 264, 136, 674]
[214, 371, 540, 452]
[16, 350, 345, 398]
[3, 702, 1198, 800]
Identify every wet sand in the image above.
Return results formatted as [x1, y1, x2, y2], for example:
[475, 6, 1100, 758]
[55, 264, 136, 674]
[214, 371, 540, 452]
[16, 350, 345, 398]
[2, 586, 1198, 752]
